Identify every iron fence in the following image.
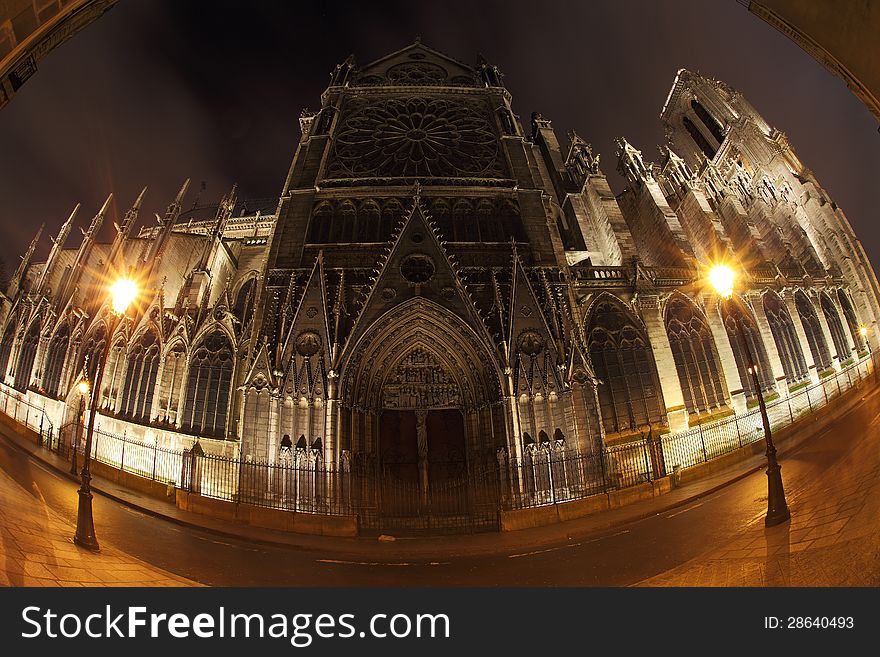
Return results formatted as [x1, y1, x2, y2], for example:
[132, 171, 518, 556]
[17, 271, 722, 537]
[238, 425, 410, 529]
[0, 351, 875, 532]
[0, 384, 55, 447]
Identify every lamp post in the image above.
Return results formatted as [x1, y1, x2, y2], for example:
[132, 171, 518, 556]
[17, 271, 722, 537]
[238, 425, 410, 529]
[70, 376, 90, 476]
[74, 278, 138, 551]
[710, 265, 790, 528]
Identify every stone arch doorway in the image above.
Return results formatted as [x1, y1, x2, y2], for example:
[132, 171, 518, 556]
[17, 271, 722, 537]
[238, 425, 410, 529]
[341, 299, 503, 530]
[377, 345, 469, 516]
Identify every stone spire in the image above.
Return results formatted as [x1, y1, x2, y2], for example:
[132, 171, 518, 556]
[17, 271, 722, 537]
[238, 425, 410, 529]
[56, 194, 112, 308]
[615, 137, 651, 186]
[36, 203, 79, 295]
[7, 223, 43, 297]
[144, 179, 189, 279]
[107, 186, 146, 271]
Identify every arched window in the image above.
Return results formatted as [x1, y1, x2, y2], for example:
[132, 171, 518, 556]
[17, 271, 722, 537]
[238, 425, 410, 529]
[79, 326, 107, 385]
[335, 201, 356, 243]
[233, 278, 257, 326]
[120, 331, 161, 422]
[429, 198, 452, 241]
[683, 116, 716, 160]
[476, 199, 503, 242]
[0, 320, 18, 382]
[43, 325, 71, 397]
[158, 343, 186, 424]
[837, 289, 866, 352]
[691, 98, 725, 144]
[356, 200, 380, 242]
[721, 299, 774, 398]
[820, 292, 851, 361]
[794, 291, 832, 371]
[664, 297, 726, 415]
[380, 199, 404, 242]
[762, 292, 808, 383]
[14, 321, 40, 391]
[500, 199, 525, 242]
[182, 332, 234, 437]
[307, 202, 332, 243]
[587, 297, 665, 436]
[453, 199, 476, 241]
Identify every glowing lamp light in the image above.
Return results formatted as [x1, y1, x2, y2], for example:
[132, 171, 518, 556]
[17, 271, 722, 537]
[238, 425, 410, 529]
[109, 278, 138, 314]
[859, 326, 868, 338]
[77, 379, 90, 396]
[709, 265, 735, 300]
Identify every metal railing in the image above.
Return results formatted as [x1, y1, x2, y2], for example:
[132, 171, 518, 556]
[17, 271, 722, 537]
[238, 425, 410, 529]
[0, 384, 55, 448]
[0, 351, 875, 532]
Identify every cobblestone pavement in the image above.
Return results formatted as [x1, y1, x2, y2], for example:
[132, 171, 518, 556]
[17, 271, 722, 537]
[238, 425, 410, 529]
[0, 465, 197, 587]
[636, 415, 880, 586]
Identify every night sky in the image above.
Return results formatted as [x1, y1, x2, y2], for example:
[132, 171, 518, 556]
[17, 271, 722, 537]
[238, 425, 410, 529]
[0, 0, 877, 273]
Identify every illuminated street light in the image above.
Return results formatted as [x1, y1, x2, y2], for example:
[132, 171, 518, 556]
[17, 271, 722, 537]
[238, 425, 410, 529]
[74, 278, 139, 550]
[70, 374, 90, 476]
[710, 264, 790, 527]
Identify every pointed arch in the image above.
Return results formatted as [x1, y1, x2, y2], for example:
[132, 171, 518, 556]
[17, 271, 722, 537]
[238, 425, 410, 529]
[119, 329, 161, 422]
[181, 330, 235, 438]
[586, 294, 665, 436]
[0, 318, 19, 382]
[762, 290, 808, 383]
[43, 323, 71, 398]
[837, 288, 866, 352]
[13, 320, 40, 391]
[663, 294, 726, 415]
[794, 290, 832, 371]
[820, 291, 851, 360]
[720, 296, 774, 397]
[232, 276, 257, 328]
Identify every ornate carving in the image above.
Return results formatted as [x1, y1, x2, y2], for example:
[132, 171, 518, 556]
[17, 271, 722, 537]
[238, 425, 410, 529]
[517, 330, 545, 356]
[386, 62, 448, 85]
[400, 254, 435, 284]
[328, 97, 504, 179]
[295, 331, 322, 357]
[382, 347, 460, 409]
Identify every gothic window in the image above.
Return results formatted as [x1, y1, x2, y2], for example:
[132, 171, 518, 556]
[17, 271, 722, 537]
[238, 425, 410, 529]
[120, 331, 161, 422]
[476, 199, 503, 242]
[452, 199, 476, 241]
[587, 298, 666, 436]
[821, 292, 851, 360]
[0, 320, 17, 381]
[794, 291, 832, 371]
[79, 326, 107, 385]
[691, 98, 725, 144]
[762, 292, 808, 383]
[233, 278, 257, 326]
[356, 200, 381, 242]
[836, 289, 866, 352]
[721, 299, 775, 397]
[429, 198, 452, 241]
[307, 202, 332, 243]
[328, 96, 504, 179]
[380, 199, 404, 241]
[13, 321, 40, 391]
[182, 332, 234, 438]
[664, 297, 726, 415]
[159, 343, 186, 424]
[683, 116, 716, 160]
[336, 200, 356, 242]
[43, 325, 70, 397]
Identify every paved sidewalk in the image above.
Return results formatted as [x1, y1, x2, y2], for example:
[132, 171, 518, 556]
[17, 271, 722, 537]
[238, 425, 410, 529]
[0, 465, 198, 587]
[0, 377, 876, 573]
[635, 446, 880, 586]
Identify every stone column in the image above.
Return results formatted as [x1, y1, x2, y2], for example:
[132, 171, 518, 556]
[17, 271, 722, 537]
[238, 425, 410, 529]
[783, 292, 820, 384]
[706, 301, 748, 414]
[416, 408, 429, 507]
[639, 295, 688, 432]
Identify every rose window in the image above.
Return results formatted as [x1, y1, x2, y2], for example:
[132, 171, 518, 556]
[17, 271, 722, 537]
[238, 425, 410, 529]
[328, 97, 504, 179]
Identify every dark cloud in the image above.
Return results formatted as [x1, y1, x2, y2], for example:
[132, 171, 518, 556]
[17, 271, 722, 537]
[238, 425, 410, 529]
[0, 0, 877, 270]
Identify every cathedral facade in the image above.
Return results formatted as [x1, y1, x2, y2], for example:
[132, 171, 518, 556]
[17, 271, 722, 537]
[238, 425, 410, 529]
[1, 43, 878, 529]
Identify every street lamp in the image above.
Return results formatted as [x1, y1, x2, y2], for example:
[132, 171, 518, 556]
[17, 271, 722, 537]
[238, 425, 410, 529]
[74, 277, 138, 550]
[70, 375, 90, 476]
[709, 265, 790, 527]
